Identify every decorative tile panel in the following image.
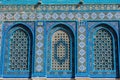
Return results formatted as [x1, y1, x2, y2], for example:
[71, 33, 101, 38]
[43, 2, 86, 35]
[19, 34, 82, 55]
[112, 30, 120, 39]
[87, 21, 118, 77]
[0, 5, 119, 12]
[78, 21, 86, 72]
[0, 12, 120, 21]
[35, 22, 44, 72]
[3, 21, 34, 77]
[0, 4, 120, 78]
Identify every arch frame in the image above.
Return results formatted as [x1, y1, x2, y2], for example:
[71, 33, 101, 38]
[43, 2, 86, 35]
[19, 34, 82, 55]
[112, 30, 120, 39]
[88, 21, 119, 78]
[92, 27, 116, 72]
[46, 22, 76, 78]
[1, 22, 35, 78]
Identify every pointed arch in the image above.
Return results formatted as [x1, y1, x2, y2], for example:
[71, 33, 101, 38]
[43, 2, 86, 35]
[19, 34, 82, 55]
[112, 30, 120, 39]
[93, 28, 114, 70]
[47, 24, 75, 78]
[89, 23, 118, 78]
[2, 24, 33, 78]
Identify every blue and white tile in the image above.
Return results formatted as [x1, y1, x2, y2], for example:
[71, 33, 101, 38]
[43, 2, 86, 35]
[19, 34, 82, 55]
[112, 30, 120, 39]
[115, 12, 120, 19]
[37, 34, 43, 40]
[14, 12, 20, 20]
[99, 12, 105, 19]
[36, 49, 43, 56]
[6, 13, 13, 20]
[79, 49, 86, 56]
[79, 27, 85, 33]
[36, 65, 42, 72]
[37, 27, 43, 33]
[0, 13, 5, 21]
[22, 12, 28, 20]
[79, 34, 85, 40]
[52, 13, 59, 20]
[75, 13, 82, 19]
[79, 57, 86, 64]
[36, 57, 42, 64]
[45, 13, 51, 20]
[60, 13, 66, 20]
[83, 13, 89, 19]
[29, 13, 35, 20]
[107, 12, 113, 19]
[37, 13, 43, 19]
[37, 41, 43, 48]
[79, 65, 86, 72]
[91, 12, 97, 19]
[68, 13, 74, 19]
[79, 42, 85, 48]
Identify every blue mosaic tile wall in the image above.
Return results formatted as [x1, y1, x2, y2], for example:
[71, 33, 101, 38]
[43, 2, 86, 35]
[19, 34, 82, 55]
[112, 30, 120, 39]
[46, 21, 76, 78]
[88, 21, 119, 78]
[0, 4, 119, 78]
[0, 12, 120, 21]
[1, 21, 34, 77]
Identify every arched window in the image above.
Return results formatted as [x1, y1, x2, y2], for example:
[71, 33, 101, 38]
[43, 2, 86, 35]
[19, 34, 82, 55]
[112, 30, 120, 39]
[89, 24, 118, 78]
[3, 24, 33, 77]
[9, 29, 29, 70]
[93, 28, 114, 70]
[42, 0, 79, 4]
[47, 24, 74, 78]
[52, 30, 70, 70]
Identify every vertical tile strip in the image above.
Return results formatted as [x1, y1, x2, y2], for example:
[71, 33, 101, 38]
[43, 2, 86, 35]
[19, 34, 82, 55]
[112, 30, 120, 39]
[35, 22, 44, 72]
[78, 21, 86, 72]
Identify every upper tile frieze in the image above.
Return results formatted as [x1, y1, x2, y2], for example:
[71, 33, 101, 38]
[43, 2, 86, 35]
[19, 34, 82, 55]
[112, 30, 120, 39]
[0, 4, 119, 12]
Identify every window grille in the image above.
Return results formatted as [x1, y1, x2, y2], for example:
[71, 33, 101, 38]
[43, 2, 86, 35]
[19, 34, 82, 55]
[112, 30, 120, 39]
[93, 29, 114, 70]
[2, 23, 34, 77]
[9, 29, 29, 70]
[52, 30, 70, 70]
[42, 0, 79, 4]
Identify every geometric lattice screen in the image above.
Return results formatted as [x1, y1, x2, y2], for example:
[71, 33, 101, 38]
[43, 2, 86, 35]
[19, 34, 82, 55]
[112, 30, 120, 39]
[47, 22, 76, 78]
[52, 30, 70, 70]
[88, 22, 119, 78]
[93, 29, 114, 70]
[2, 22, 34, 78]
[9, 29, 29, 71]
